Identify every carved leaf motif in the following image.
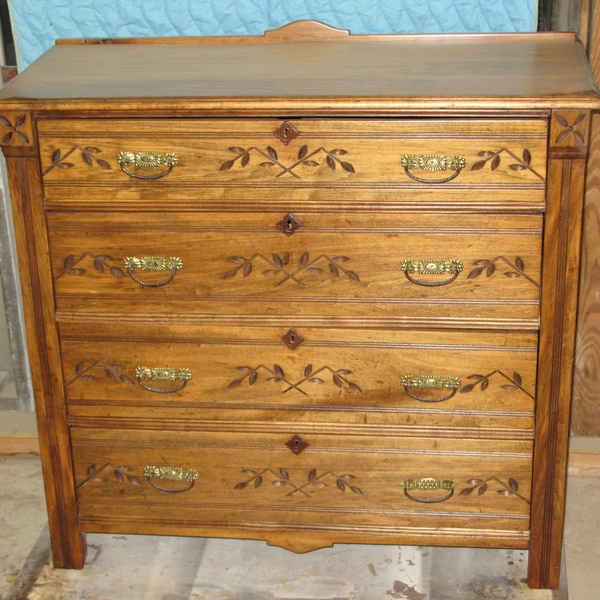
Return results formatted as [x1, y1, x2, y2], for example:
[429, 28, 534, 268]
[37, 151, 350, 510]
[263, 270, 281, 276]
[127, 475, 141, 485]
[350, 486, 363, 495]
[51, 149, 61, 163]
[243, 263, 253, 277]
[513, 372, 522, 386]
[502, 385, 519, 391]
[349, 383, 362, 392]
[76, 363, 84, 374]
[2, 132, 12, 143]
[491, 155, 500, 171]
[272, 480, 285, 487]
[96, 159, 111, 170]
[341, 474, 356, 480]
[87, 464, 96, 476]
[486, 263, 495, 277]
[574, 114, 586, 126]
[58, 162, 74, 169]
[306, 268, 323, 275]
[556, 115, 569, 127]
[242, 470, 256, 476]
[15, 115, 26, 127]
[498, 490, 513, 496]
[461, 383, 475, 393]
[468, 268, 483, 279]
[523, 149, 531, 165]
[468, 374, 484, 381]
[303, 160, 319, 167]
[106, 369, 116, 382]
[249, 371, 258, 385]
[82, 152, 93, 166]
[85, 146, 101, 153]
[0, 116, 11, 126]
[509, 164, 526, 171]
[477, 151, 494, 157]
[114, 470, 124, 483]
[333, 374, 343, 388]
[345, 271, 360, 282]
[119, 374, 133, 384]
[312, 481, 327, 488]
[272, 254, 283, 269]
[515, 256, 524, 271]
[504, 272, 521, 278]
[220, 160, 235, 171]
[259, 162, 274, 167]
[300, 252, 309, 266]
[279, 468, 289, 480]
[228, 379, 242, 388]
[471, 160, 486, 171]
[231, 257, 246, 264]
[298, 145, 308, 159]
[556, 130, 570, 143]
[481, 379, 489, 391]
[573, 131, 585, 145]
[241, 152, 250, 167]
[333, 149, 348, 155]
[340, 161, 355, 173]
[326, 155, 336, 170]
[333, 256, 349, 263]
[79, 375, 95, 381]
[468, 479, 484, 485]
[460, 487, 474, 496]
[94, 260, 105, 274]
[234, 481, 247, 490]
[329, 264, 339, 277]
[310, 378, 325, 384]
[282, 252, 290, 265]
[508, 478, 519, 491]
[63, 255, 75, 269]
[69, 268, 85, 275]
[254, 476, 262, 488]
[478, 484, 488, 495]
[308, 468, 317, 482]
[16, 132, 29, 144]
[229, 147, 244, 153]
[110, 267, 125, 277]
[267, 146, 278, 160]
[266, 378, 280, 383]
[337, 369, 352, 375]
[337, 479, 346, 492]
[304, 364, 313, 377]
[274, 364, 284, 379]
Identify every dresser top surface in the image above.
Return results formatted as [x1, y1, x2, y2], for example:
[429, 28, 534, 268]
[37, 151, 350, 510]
[0, 25, 599, 113]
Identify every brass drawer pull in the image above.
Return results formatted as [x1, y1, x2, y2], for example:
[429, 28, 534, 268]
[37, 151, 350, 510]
[143, 466, 198, 493]
[124, 256, 183, 287]
[117, 151, 179, 180]
[401, 375, 461, 403]
[400, 259, 463, 286]
[401, 154, 465, 184]
[400, 478, 456, 503]
[135, 366, 192, 393]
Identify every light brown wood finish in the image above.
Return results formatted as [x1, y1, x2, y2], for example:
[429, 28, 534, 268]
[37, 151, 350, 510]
[528, 110, 590, 589]
[0, 31, 598, 113]
[72, 428, 532, 551]
[572, 0, 600, 436]
[1, 21, 599, 588]
[4, 144, 86, 568]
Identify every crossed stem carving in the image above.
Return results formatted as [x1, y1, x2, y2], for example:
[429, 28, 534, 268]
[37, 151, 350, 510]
[234, 468, 362, 498]
[467, 256, 539, 288]
[65, 360, 133, 388]
[43, 145, 111, 175]
[224, 252, 360, 287]
[76, 463, 140, 489]
[220, 145, 355, 178]
[459, 476, 530, 505]
[55, 252, 125, 280]
[228, 364, 362, 395]
[471, 147, 544, 181]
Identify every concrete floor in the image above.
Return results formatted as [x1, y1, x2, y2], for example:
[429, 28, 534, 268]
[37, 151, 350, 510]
[1, 456, 597, 599]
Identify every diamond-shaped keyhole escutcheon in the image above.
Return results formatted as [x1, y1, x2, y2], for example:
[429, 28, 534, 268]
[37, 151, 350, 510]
[282, 329, 304, 350]
[286, 434, 309, 455]
[273, 121, 299, 145]
[276, 213, 302, 236]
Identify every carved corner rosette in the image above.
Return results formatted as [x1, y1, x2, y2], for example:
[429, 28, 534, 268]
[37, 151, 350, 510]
[551, 111, 589, 148]
[0, 112, 32, 146]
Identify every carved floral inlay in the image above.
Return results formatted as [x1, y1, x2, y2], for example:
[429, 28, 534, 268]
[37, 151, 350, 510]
[470, 148, 544, 181]
[223, 252, 360, 286]
[234, 468, 363, 498]
[0, 114, 29, 144]
[55, 253, 125, 280]
[555, 114, 586, 145]
[77, 464, 141, 489]
[43, 145, 111, 175]
[467, 256, 539, 288]
[219, 145, 355, 178]
[65, 360, 133, 388]
[228, 364, 362, 395]
[459, 477, 530, 504]
[460, 370, 534, 400]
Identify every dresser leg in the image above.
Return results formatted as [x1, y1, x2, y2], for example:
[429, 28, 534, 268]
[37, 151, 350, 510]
[527, 111, 590, 589]
[4, 148, 87, 569]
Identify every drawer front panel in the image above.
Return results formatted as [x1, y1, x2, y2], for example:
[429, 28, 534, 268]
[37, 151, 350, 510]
[49, 212, 542, 325]
[73, 429, 532, 540]
[39, 119, 547, 208]
[61, 323, 536, 434]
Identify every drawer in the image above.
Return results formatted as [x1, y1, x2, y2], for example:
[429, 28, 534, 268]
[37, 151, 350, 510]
[49, 212, 542, 327]
[72, 428, 532, 549]
[61, 323, 537, 436]
[39, 118, 547, 209]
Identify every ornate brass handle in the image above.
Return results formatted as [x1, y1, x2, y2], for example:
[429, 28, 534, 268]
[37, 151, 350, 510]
[124, 256, 183, 287]
[401, 375, 461, 403]
[400, 259, 464, 286]
[117, 151, 179, 180]
[401, 154, 465, 184]
[135, 367, 192, 393]
[143, 466, 198, 493]
[400, 478, 456, 503]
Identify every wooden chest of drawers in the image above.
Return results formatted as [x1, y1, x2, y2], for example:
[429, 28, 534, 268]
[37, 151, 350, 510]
[1, 20, 599, 589]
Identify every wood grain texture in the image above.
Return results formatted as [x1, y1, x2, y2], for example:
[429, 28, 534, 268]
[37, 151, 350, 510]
[5, 149, 86, 568]
[46, 211, 542, 324]
[72, 428, 532, 552]
[572, 0, 600, 436]
[528, 110, 589, 589]
[0, 32, 599, 113]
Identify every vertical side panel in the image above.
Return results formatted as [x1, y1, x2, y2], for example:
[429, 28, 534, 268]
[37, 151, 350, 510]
[4, 125, 86, 568]
[528, 109, 589, 589]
